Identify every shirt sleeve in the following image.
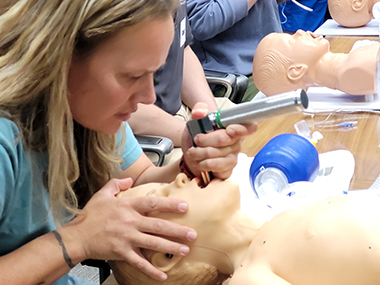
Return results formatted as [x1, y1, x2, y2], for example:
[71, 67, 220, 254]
[187, 0, 249, 40]
[185, 11, 194, 47]
[0, 120, 18, 218]
[120, 123, 142, 170]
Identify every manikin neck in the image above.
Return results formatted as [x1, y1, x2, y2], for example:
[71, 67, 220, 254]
[191, 212, 262, 275]
[310, 52, 347, 90]
[229, 213, 263, 272]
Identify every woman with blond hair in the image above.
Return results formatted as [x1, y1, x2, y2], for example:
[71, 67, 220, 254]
[0, 1, 256, 284]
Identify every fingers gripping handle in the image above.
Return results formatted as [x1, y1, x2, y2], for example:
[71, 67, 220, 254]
[186, 89, 309, 185]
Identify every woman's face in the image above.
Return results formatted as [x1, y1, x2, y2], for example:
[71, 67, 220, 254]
[120, 174, 241, 230]
[67, 16, 174, 135]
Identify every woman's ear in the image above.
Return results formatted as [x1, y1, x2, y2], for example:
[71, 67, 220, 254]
[151, 252, 183, 272]
[287, 64, 308, 82]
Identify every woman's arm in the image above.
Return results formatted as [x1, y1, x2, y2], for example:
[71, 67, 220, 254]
[0, 230, 84, 284]
[0, 177, 196, 283]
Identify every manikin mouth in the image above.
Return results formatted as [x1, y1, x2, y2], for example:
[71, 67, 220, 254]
[192, 176, 211, 189]
[307, 31, 323, 40]
[194, 176, 221, 189]
[195, 177, 201, 184]
[192, 177, 204, 188]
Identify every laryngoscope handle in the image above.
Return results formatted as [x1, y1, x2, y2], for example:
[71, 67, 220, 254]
[218, 89, 308, 127]
[186, 89, 308, 141]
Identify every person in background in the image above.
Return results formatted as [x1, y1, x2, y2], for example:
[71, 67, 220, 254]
[278, 0, 330, 33]
[128, 0, 234, 149]
[186, 0, 283, 102]
[0, 1, 256, 284]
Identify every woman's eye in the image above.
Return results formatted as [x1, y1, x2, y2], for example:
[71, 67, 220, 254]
[123, 73, 143, 82]
[128, 75, 141, 82]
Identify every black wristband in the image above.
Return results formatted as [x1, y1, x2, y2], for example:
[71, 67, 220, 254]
[53, 230, 75, 269]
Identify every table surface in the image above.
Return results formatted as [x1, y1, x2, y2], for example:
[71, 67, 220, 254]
[241, 35, 380, 190]
[326, 36, 379, 53]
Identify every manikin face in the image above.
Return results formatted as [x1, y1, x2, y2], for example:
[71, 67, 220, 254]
[280, 30, 330, 65]
[120, 174, 241, 231]
[253, 30, 331, 95]
[115, 175, 257, 280]
[67, 16, 174, 135]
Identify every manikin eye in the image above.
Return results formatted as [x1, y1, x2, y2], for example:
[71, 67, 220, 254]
[165, 253, 173, 259]
[146, 189, 157, 196]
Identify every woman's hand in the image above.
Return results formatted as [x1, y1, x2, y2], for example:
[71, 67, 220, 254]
[181, 102, 257, 180]
[61, 178, 197, 281]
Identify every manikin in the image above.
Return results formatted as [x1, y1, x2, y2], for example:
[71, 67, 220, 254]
[252, 30, 380, 97]
[328, 0, 380, 27]
[109, 173, 380, 285]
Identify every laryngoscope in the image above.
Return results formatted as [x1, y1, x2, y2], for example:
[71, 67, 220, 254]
[186, 89, 309, 186]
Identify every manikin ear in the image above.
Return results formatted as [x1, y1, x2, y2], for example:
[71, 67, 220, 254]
[287, 64, 308, 82]
[151, 252, 183, 272]
[351, 0, 365, 11]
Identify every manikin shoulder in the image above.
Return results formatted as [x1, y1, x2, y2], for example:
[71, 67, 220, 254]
[228, 195, 380, 285]
[229, 264, 292, 285]
[335, 44, 380, 94]
[267, 195, 380, 226]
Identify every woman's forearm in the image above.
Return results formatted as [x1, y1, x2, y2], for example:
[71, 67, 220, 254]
[0, 229, 85, 285]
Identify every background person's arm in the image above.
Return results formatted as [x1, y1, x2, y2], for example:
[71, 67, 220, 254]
[181, 46, 218, 112]
[247, 0, 260, 8]
[128, 104, 185, 147]
[187, 0, 255, 40]
[129, 46, 219, 147]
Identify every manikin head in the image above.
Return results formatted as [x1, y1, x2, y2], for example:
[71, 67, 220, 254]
[252, 30, 330, 96]
[110, 174, 257, 285]
[328, 0, 376, 27]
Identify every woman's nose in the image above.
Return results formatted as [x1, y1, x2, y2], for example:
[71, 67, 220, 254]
[137, 74, 156, 105]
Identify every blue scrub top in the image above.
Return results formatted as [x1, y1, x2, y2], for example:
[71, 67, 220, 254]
[0, 118, 141, 284]
[279, 0, 328, 32]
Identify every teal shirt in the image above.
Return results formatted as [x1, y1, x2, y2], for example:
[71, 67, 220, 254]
[0, 118, 142, 284]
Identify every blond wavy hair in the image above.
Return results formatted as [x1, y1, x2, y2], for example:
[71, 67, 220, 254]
[109, 249, 230, 285]
[0, 0, 178, 223]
